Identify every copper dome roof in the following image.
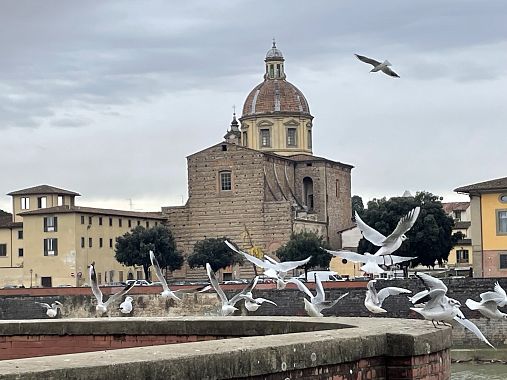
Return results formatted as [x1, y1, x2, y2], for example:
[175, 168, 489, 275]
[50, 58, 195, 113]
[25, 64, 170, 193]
[241, 79, 311, 118]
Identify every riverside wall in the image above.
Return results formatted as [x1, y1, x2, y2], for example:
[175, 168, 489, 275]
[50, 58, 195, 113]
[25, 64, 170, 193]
[0, 277, 506, 349]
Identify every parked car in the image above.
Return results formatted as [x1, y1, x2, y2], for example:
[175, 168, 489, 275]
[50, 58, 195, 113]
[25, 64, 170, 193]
[296, 271, 345, 283]
[108, 281, 126, 287]
[126, 279, 151, 286]
[256, 275, 276, 284]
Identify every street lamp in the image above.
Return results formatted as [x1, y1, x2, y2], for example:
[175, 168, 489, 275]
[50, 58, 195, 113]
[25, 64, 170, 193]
[29, 269, 33, 288]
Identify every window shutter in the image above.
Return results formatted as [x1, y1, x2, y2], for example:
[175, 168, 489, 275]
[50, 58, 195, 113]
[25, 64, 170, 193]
[54, 217, 58, 232]
[43, 217, 48, 231]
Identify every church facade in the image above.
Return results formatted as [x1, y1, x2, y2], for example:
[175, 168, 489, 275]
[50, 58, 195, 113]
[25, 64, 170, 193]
[163, 42, 354, 280]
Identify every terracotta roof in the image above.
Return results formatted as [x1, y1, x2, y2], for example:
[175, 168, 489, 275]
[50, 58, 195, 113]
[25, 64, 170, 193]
[442, 202, 470, 214]
[7, 185, 80, 196]
[0, 213, 22, 229]
[455, 177, 507, 193]
[18, 205, 165, 220]
[241, 79, 311, 118]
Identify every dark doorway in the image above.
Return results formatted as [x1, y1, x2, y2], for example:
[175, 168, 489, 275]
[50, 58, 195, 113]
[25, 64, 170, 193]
[41, 277, 52, 287]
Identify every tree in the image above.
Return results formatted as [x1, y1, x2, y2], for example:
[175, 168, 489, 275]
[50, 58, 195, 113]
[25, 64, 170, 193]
[115, 225, 183, 281]
[276, 231, 332, 280]
[187, 237, 244, 272]
[357, 191, 455, 270]
[351, 195, 364, 217]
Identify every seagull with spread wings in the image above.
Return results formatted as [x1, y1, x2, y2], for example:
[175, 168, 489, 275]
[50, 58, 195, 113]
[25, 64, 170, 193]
[466, 282, 507, 320]
[325, 249, 416, 275]
[364, 280, 411, 314]
[288, 275, 348, 317]
[355, 54, 400, 78]
[89, 262, 135, 315]
[149, 250, 181, 301]
[355, 207, 420, 257]
[36, 300, 63, 318]
[225, 241, 310, 289]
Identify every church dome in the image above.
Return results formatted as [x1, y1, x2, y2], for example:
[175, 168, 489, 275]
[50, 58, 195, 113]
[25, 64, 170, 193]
[241, 80, 311, 117]
[241, 41, 311, 119]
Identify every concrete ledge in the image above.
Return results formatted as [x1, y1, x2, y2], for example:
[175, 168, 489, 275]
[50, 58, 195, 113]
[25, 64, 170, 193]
[0, 317, 451, 379]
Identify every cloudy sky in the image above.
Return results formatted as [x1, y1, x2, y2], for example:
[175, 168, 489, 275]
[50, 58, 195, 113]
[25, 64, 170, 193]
[1, 0, 506, 212]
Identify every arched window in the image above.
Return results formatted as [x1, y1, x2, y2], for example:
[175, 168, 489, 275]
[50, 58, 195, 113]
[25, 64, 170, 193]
[303, 177, 314, 211]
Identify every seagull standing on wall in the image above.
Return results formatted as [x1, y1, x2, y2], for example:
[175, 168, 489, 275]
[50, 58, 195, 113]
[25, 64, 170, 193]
[119, 296, 134, 314]
[355, 54, 400, 78]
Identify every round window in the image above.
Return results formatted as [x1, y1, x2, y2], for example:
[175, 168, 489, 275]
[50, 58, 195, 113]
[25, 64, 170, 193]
[500, 194, 507, 203]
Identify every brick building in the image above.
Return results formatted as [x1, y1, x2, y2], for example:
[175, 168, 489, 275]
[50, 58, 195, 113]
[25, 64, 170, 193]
[163, 42, 354, 280]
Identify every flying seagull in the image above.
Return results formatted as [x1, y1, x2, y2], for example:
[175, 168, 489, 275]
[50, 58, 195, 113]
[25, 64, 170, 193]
[326, 249, 416, 275]
[149, 250, 181, 301]
[239, 277, 277, 312]
[225, 241, 310, 289]
[36, 301, 63, 318]
[288, 275, 348, 317]
[119, 296, 134, 314]
[364, 280, 411, 314]
[410, 273, 494, 348]
[465, 282, 507, 320]
[355, 54, 400, 78]
[206, 263, 258, 316]
[355, 207, 420, 257]
[89, 262, 135, 315]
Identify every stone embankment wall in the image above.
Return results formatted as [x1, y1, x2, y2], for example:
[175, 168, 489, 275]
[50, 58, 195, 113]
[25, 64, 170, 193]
[0, 277, 505, 349]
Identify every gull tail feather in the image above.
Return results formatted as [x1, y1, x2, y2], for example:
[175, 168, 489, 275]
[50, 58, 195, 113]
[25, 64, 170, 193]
[465, 299, 481, 311]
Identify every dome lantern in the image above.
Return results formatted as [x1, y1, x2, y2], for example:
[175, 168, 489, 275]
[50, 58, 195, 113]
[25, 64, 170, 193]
[264, 39, 285, 80]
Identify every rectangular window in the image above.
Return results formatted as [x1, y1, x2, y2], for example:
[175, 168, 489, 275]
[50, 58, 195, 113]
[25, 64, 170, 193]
[37, 196, 47, 209]
[81, 215, 85, 224]
[128, 219, 132, 228]
[88, 216, 92, 225]
[99, 217, 103, 226]
[109, 239, 113, 248]
[307, 129, 312, 149]
[89, 237, 92, 248]
[260, 129, 270, 147]
[453, 210, 462, 221]
[136, 271, 143, 280]
[146, 221, 149, 228]
[119, 219, 122, 227]
[137, 220, 140, 226]
[18, 248, 24, 257]
[57, 195, 64, 206]
[242, 131, 248, 146]
[500, 254, 507, 269]
[98, 273, 102, 285]
[287, 128, 297, 146]
[18, 230, 23, 239]
[497, 210, 507, 234]
[41, 277, 52, 287]
[43, 238, 58, 256]
[43, 216, 58, 232]
[335, 180, 339, 198]
[99, 238, 103, 248]
[155, 221, 158, 226]
[0, 244, 6, 257]
[109, 217, 113, 227]
[119, 271, 124, 282]
[21, 197, 30, 210]
[81, 237, 85, 248]
[456, 249, 469, 264]
[220, 171, 232, 191]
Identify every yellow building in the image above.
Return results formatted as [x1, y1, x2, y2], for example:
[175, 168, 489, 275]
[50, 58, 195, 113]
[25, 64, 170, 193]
[442, 202, 473, 275]
[0, 185, 165, 287]
[455, 177, 507, 278]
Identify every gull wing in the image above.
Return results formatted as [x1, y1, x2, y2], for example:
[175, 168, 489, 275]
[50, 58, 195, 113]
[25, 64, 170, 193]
[383, 207, 420, 245]
[275, 256, 311, 272]
[389, 254, 417, 264]
[226, 241, 272, 270]
[377, 287, 411, 307]
[287, 278, 314, 299]
[416, 272, 447, 293]
[410, 290, 429, 305]
[355, 212, 386, 246]
[481, 282, 507, 306]
[453, 316, 495, 349]
[319, 292, 349, 311]
[494, 282, 507, 299]
[314, 275, 326, 304]
[36, 302, 51, 309]
[104, 282, 135, 308]
[255, 298, 277, 306]
[150, 250, 170, 293]
[417, 289, 447, 309]
[355, 54, 381, 67]
[326, 249, 375, 264]
[206, 263, 228, 304]
[230, 276, 259, 306]
[89, 263, 103, 304]
[381, 66, 400, 78]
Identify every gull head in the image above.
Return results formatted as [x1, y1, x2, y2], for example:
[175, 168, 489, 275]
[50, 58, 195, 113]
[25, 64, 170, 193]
[502, 314, 507, 320]
[125, 296, 133, 303]
[401, 234, 408, 241]
[448, 299, 461, 307]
